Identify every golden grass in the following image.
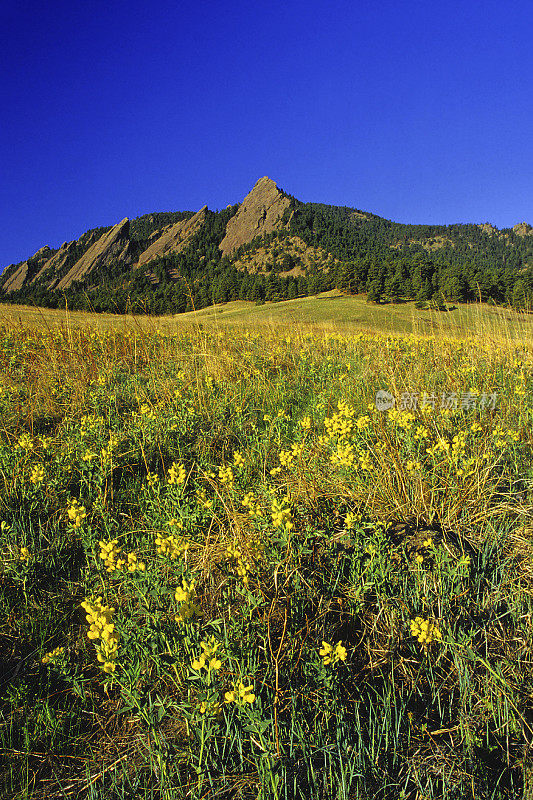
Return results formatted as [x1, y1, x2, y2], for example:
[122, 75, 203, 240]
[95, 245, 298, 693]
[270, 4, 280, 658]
[2, 293, 533, 345]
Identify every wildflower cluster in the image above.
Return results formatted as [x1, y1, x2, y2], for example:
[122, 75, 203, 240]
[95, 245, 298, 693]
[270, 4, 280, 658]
[410, 616, 442, 645]
[175, 579, 202, 624]
[387, 409, 416, 430]
[41, 645, 65, 665]
[191, 637, 222, 672]
[199, 699, 222, 717]
[16, 433, 34, 451]
[232, 451, 245, 468]
[331, 440, 355, 467]
[218, 465, 235, 488]
[345, 512, 361, 530]
[67, 499, 87, 528]
[270, 442, 304, 475]
[271, 497, 293, 530]
[224, 680, 256, 706]
[168, 461, 187, 485]
[30, 464, 45, 485]
[319, 641, 348, 666]
[99, 539, 145, 573]
[323, 400, 356, 440]
[241, 491, 262, 517]
[226, 543, 254, 586]
[358, 450, 373, 471]
[145, 471, 159, 488]
[155, 531, 188, 559]
[19, 546, 31, 562]
[81, 597, 119, 673]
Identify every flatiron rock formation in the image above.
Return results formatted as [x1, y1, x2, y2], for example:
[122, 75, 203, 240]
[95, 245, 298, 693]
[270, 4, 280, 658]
[136, 206, 207, 267]
[219, 176, 290, 256]
[2, 246, 53, 292]
[55, 218, 133, 290]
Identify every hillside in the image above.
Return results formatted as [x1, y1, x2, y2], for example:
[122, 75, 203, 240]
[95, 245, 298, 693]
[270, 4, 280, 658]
[1, 177, 532, 314]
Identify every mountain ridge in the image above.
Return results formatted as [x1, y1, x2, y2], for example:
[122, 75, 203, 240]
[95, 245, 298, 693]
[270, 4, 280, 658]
[1, 177, 532, 313]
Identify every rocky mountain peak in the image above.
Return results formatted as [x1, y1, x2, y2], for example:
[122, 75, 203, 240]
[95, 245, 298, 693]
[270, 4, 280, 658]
[478, 223, 498, 235]
[219, 176, 291, 256]
[512, 221, 532, 237]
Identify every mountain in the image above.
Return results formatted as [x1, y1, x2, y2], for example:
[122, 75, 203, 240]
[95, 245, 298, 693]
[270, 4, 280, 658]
[219, 176, 292, 255]
[1, 177, 532, 313]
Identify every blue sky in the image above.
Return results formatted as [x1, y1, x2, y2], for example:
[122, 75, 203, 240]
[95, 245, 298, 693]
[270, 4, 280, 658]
[1, 0, 532, 269]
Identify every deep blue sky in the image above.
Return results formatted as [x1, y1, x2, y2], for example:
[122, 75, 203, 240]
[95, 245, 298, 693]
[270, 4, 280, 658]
[1, 0, 532, 269]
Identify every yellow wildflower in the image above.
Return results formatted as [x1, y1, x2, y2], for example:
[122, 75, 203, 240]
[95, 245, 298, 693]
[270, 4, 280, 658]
[233, 451, 245, 468]
[192, 654, 206, 671]
[175, 579, 202, 624]
[224, 680, 255, 705]
[319, 640, 348, 665]
[127, 552, 146, 572]
[81, 597, 119, 672]
[192, 637, 223, 672]
[17, 433, 34, 451]
[358, 450, 373, 471]
[199, 700, 222, 717]
[67, 499, 87, 528]
[226, 543, 254, 586]
[41, 645, 64, 665]
[30, 464, 45, 485]
[345, 512, 361, 530]
[271, 497, 293, 530]
[331, 441, 355, 467]
[155, 531, 188, 559]
[195, 488, 213, 509]
[145, 472, 159, 488]
[99, 539, 121, 571]
[242, 492, 262, 517]
[168, 461, 187, 485]
[218, 465, 234, 488]
[409, 616, 442, 645]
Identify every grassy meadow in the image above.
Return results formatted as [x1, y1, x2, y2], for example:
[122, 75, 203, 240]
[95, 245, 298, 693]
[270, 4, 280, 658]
[0, 302, 533, 799]
[2, 293, 533, 341]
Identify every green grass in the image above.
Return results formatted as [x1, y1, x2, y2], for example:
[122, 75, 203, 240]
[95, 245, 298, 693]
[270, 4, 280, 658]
[2, 292, 533, 342]
[177, 293, 533, 340]
[0, 319, 532, 799]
